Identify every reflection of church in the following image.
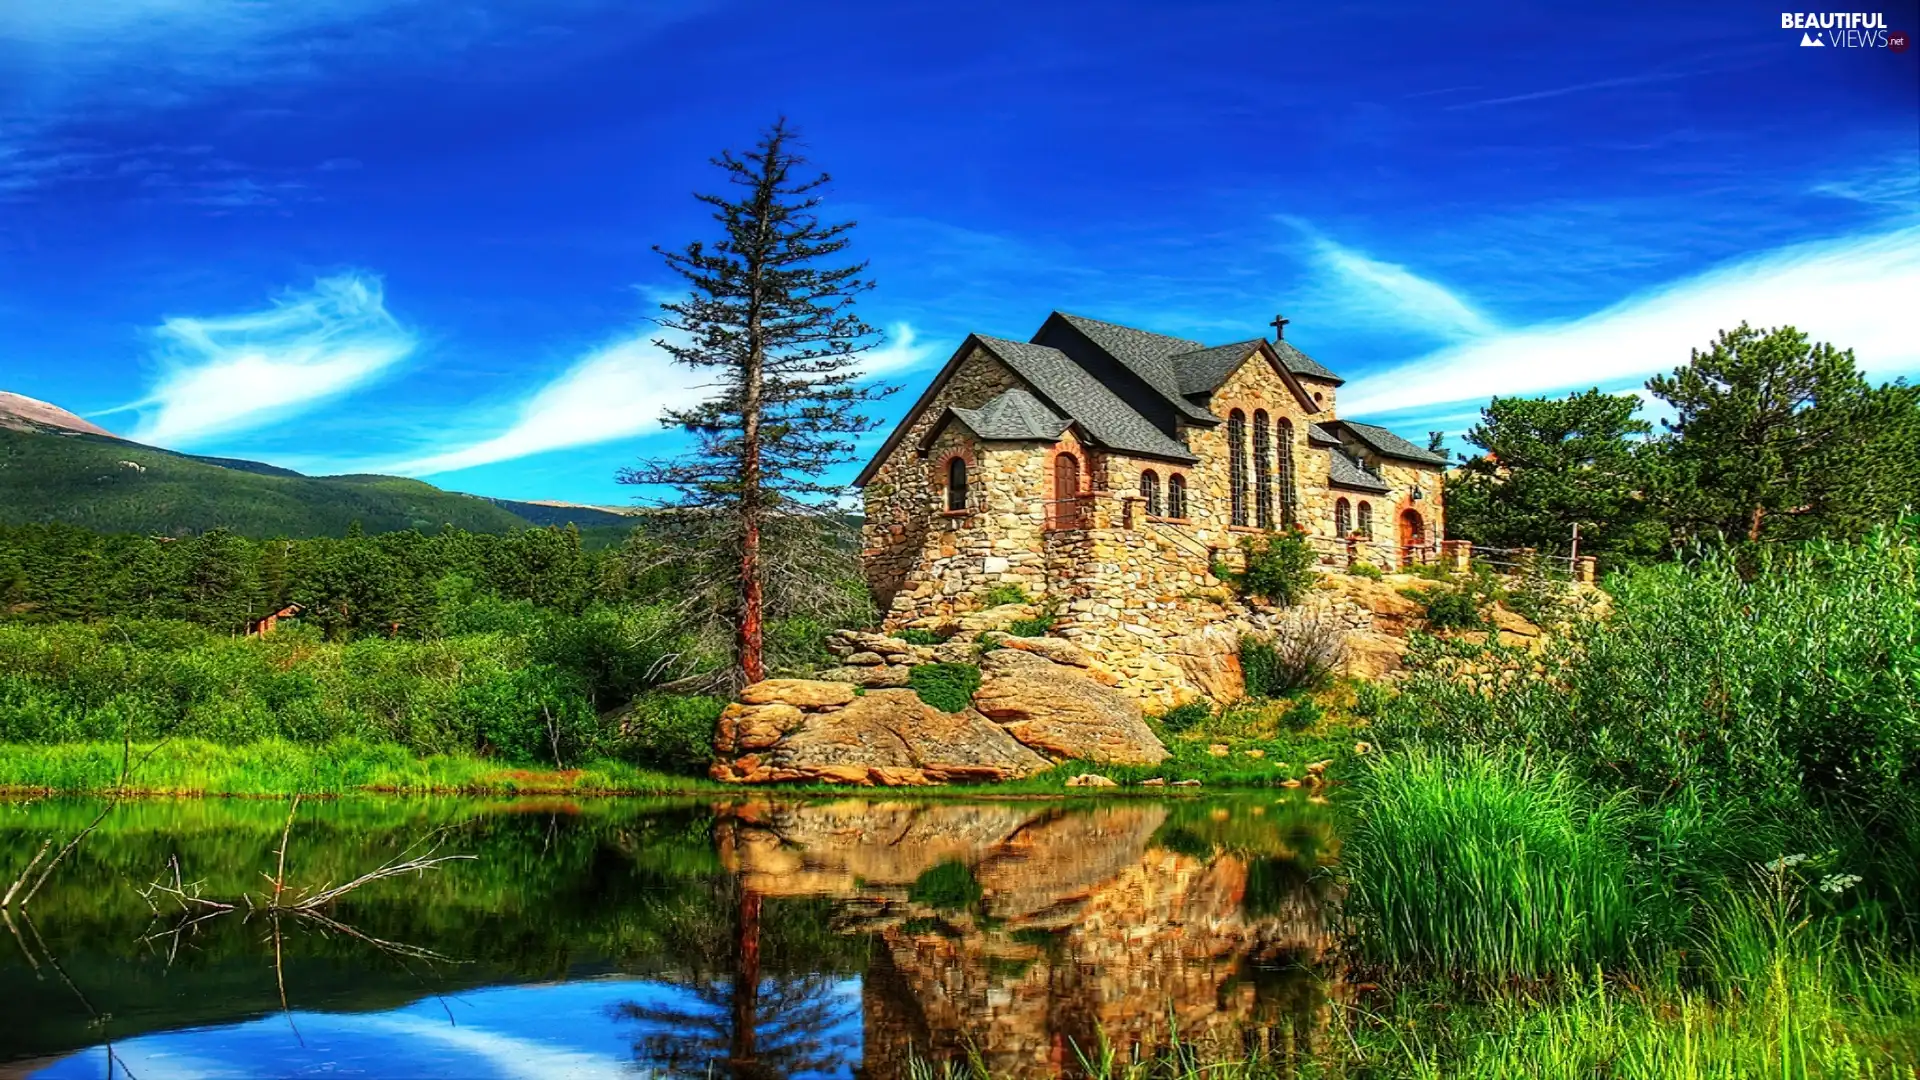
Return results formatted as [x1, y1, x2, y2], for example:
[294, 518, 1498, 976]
[714, 800, 1344, 1078]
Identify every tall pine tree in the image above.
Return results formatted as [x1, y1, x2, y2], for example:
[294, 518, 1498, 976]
[620, 120, 890, 686]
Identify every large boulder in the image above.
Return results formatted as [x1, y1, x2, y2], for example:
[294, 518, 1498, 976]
[739, 679, 857, 709]
[1169, 623, 1246, 704]
[712, 688, 1051, 786]
[972, 649, 1168, 765]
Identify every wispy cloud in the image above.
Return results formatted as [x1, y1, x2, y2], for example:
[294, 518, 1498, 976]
[383, 326, 707, 477]
[1340, 225, 1920, 420]
[124, 272, 415, 446]
[385, 320, 936, 477]
[1445, 70, 1690, 111]
[1285, 219, 1500, 342]
[857, 321, 943, 378]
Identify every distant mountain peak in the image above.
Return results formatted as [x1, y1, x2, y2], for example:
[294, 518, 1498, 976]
[0, 391, 118, 438]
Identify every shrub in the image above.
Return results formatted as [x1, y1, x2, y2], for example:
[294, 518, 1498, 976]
[1407, 584, 1486, 629]
[620, 694, 723, 774]
[980, 583, 1030, 607]
[907, 663, 981, 713]
[1285, 699, 1325, 731]
[1006, 611, 1055, 637]
[1154, 700, 1213, 733]
[1232, 532, 1319, 606]
[1347, 561, 1383, 581]
[1238, 611, 1347, 699]
[891, 628, 948, 647]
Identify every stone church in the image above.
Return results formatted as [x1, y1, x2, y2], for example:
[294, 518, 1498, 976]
[857, 312, 1448, 629]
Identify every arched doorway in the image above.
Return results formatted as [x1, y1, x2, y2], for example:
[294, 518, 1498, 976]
[1399, 508, 1426, 567]
[1050, 453, 1081, 529]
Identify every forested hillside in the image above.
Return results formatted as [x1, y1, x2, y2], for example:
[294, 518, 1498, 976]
[0, 428, 540, 536]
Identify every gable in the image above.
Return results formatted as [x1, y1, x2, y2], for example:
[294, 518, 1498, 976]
[1203, 341, 1323, 415]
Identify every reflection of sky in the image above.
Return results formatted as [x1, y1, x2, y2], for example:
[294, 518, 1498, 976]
[33, 977, 865, 1080]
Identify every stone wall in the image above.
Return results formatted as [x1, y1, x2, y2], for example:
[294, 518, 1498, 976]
[861, 348, 1027, 612]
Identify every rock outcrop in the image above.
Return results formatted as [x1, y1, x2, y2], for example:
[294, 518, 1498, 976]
[712, 637, 1168, 784]
[972, 649, 1168, 765]
[713, 684, 1050, 786]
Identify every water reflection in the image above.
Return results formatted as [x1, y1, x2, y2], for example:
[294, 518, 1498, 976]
[1, 794, 1341, 1078]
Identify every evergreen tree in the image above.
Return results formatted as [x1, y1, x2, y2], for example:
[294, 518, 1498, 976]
[618, 119, 891, 685]
[1445, 389, 1663, 563]
[1645, 324, 1920, 543]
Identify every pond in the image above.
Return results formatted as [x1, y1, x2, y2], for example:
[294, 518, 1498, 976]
[1, 794, 1342, 1079]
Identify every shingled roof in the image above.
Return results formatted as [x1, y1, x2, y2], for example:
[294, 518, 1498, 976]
[1326, 447, 1391, 493]
[853, 313, 1439, 488]
[1273, 339, 1342, 384]
[1169, 340, 1265, 395]
[971, 336, 1196, 462]
[1336, 420, 1451, 466]
[1045, 313, 1217, 423]
[947, 388, 1069, 441]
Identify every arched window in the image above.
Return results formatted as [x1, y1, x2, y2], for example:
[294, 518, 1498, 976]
[1357, 501, 1373, 540]
[1276, 418, 1298, 526]
[1253, 410, 1273, 529]
[945, 457, 969, 512]
[1050, 452, 1081, 529]
[1335, 497, 1352, 537]
[1227, 410, 1248, 527]
[1140, 470, 1162, 517]
[1167, 473, 1187, 519]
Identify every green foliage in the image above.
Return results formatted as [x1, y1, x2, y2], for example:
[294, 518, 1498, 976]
[1346, 560, 1383, 581]
[1153, 700, 1213, 734]
[620, 695, 725, 774]
[1404, 582, 1488, 629]
[891, 628, 948, 646]
[980, 583, 1030, 607]
[0, 611, 721, 771]
[1379, 527, 1920, 826]
[1005, 611, 1055, 637]
[1226, 532, 1318, 606]
[1446, 388, 1663, 564]
[1283, 699, 1324, 731]
[1344, 746, 1638, 979]
[1350, 679, 1393, 719]
[907, 859, 984, 912]
[907, 662, 981, 713]
[1645, 323, 1920, 544]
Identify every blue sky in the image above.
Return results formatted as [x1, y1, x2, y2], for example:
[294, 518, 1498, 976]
[1, 0, 1915, 505]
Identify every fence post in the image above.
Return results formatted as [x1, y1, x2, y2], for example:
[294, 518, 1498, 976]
[1441, 539, 1472, 573]
[1576, 556, 1596, 584]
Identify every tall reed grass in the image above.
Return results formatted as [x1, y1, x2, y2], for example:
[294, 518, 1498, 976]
[1342, 745, 1637, 979]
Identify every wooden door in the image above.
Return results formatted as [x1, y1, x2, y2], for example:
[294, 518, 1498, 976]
[1050, 453, 1081, 529]
[1399, 509, 1425, 566]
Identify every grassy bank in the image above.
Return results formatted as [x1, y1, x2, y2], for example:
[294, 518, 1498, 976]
[0, 738, 710, 796]
[1324, 524, 1920, 1077]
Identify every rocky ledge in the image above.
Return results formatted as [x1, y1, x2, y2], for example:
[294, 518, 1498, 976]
[711, 642, 1168, 786]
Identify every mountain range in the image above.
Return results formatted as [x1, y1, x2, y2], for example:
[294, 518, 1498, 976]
[0, 391, 639, 538]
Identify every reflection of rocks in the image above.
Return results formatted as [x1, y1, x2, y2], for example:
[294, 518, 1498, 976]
[715, 799, 1339, 1079]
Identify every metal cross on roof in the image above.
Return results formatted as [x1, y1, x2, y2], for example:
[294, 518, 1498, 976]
[1270, 314, 1290, 340]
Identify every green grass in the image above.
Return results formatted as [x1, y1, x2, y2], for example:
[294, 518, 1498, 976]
[0, 738, 709, 796]
[1343, 745, 1637, 980]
